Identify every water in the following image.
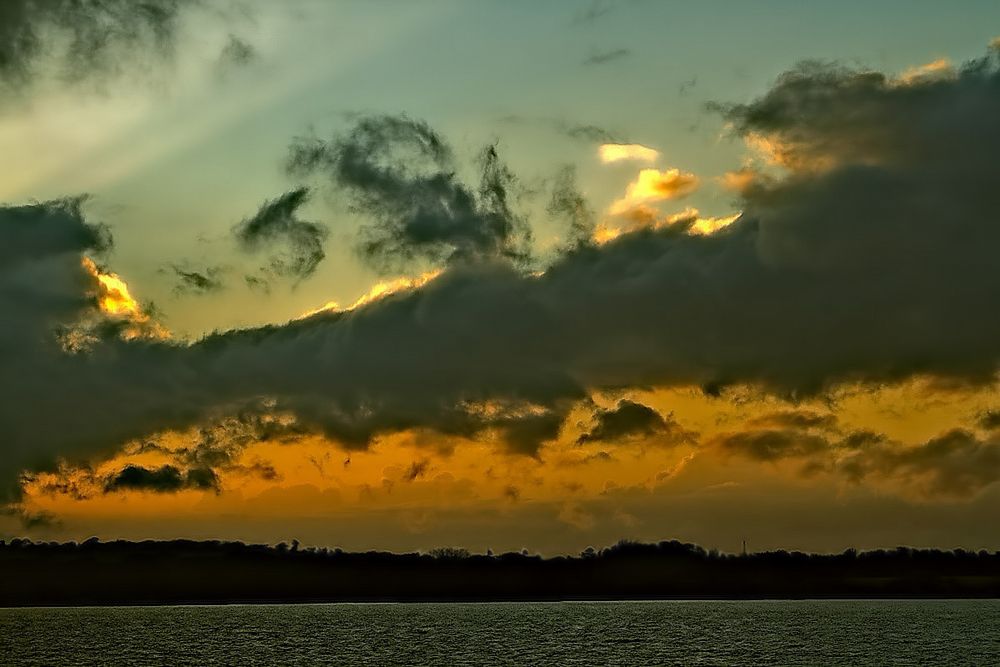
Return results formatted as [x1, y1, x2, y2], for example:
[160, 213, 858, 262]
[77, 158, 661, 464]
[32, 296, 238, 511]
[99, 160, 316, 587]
[2, 600, 998, 665]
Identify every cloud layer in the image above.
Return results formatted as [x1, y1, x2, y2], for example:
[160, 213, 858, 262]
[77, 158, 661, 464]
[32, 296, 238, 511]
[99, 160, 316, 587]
[4, 48, 1000, 504]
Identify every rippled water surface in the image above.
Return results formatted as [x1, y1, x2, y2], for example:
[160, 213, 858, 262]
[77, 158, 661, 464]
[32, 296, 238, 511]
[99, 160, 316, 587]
[2, 600, 999, 665]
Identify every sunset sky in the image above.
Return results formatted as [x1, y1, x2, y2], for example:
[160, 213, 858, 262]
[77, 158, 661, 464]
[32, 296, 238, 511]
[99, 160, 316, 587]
[3, 0, 1000, 555]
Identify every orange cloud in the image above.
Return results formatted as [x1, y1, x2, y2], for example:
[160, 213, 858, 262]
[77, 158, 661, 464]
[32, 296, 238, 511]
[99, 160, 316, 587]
[608, 168, 699, 214]
[896, 58, 955, 86]
[594, 206, 740, 244]
[720, 168, 760, 193]
[300, 270, 443, 319]
[77, 257, 168, 342]
[598, 143, 659, 164]
[84, 257, 140, 317]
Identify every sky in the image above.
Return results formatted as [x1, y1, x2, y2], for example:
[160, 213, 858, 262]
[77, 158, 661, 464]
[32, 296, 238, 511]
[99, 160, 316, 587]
[2, 0, 1000, 555]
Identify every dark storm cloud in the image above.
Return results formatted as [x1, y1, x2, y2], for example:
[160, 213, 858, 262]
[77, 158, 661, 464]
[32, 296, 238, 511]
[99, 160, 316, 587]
[577, 400, 695, 445]
[170, 412, 306, 471]
[978, 410, 1000, 431]
[748, 410, 838, 432]
[287, 115, 532, 271]
[848, 429, 1000, 497]
[494, 410, 567, 455]
[0, 196, 111, 265]
[714, 420, 1000, 498]
[582, 48, 631, 66]
[3, 506, 60, 529]
[0, 0, 194, 90]
[169, 264, 225, 295]
[714, 429, 831, 462]
[233, 187, 329, 282]
[103, 464, 219, 493]
[403, 459, 430, 482]
[4, 48, 1000, 501]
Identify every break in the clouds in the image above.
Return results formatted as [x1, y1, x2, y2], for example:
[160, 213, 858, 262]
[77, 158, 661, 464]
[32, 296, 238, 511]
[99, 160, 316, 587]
[3, 47, 1000, 503]
[233, 187, 329, 284]
[288, 115, 533, 271]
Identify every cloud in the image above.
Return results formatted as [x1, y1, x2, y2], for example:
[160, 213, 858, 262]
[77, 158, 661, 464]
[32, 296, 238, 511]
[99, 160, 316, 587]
[403, 459, 430, 482]
[559, 122, 619, 143]
[851, 429, 1000, 498]
[287, 115, 532, 271]
[714, 429, 831, 462]
[583, 48, 631, 66]
[103, 464, 219, 494]
[5, 47, 1000, 501]
[607, 168, 699, 214]
[678, 77, 697, 96]
[498, 115, 621, 144]
[233, 187, 329, 283]
[598, 143, 659, 164]
[169, 265, 225, 295]
[594, 206, 740, 243]
[572, 0, 615, 24]
[978, 410, 1000, 431]
[0, 0, 195, 91]
[493, 409, 566, 455]
[217, 34, 256, 72]
[0, 196, 111, 264]
[897, 58, 955, 86]
[547, 166, 596, 248]
[713, 419, 1000, 499]
[577, 400, 695, 446]
[748, 410, 838, 432]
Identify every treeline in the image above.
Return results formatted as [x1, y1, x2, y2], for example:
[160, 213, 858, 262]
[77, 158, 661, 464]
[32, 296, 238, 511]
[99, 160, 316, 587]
[3, 538, 1000, 605]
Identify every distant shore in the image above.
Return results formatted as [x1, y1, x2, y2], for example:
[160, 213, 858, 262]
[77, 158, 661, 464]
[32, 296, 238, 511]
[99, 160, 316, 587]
[4, 538, 1000, 607]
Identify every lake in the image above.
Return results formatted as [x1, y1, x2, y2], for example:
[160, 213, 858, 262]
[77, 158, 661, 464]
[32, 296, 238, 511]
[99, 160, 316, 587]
[2, 600, 998, 665]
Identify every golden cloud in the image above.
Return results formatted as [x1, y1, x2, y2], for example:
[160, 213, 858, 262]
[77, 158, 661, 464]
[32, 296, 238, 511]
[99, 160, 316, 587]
[593, 206, 740, 244]
[896, 58, 955, 86]
[299, 270, 443, 319]
[598, 143, 660, 164]
[608, 168, 699, 215]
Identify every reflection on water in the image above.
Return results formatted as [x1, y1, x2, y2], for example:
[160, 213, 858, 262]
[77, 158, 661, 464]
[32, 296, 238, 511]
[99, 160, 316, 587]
[2, 600, 999, 665]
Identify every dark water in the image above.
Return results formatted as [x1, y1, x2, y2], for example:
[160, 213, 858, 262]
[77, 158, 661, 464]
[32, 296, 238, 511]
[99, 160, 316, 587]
[2, 600, 998, 665]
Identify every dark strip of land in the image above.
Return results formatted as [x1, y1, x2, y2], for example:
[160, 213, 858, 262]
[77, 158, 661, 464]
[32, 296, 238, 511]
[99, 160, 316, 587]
[3, 538, 1000, 606]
